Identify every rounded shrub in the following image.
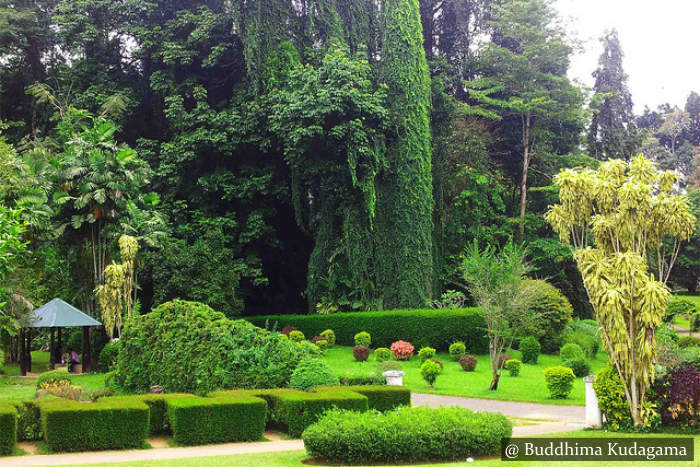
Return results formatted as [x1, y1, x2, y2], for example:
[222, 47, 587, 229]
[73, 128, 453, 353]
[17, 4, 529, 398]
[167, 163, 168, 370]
[504, 359, 521, 377]
[390, 340, 414, 360]
[314, 339, 328, 353]
[560, 343, 585, 362]
[302, 406, 512, 464]
[289, 330, 305, 342]
[97, 341, 120, 373]
[543, 366, 575, 399]
[664, 297, 697, 323]
[459, 355, 477, 371]
[522, 279, 573, 353]
[448, 341, 466, 361]
[563, 331, 599, 358]
[320, 329, 336, 346]
[353, 345, 370, 362]
[354, 331, 371, 347]
[519, 336, 541, 364]
[563, 358, 590, 377]
[420, 360, 442, 387]
[374, 347, 392, 362]
[593, 366, 630, 430]
[417, 346, 436, 362]
[289, 358, 339, 391]
[36, 370, 72, 389]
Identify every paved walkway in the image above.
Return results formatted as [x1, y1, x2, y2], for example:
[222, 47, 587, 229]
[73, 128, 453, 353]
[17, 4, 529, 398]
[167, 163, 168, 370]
[4, 395, 587, 466]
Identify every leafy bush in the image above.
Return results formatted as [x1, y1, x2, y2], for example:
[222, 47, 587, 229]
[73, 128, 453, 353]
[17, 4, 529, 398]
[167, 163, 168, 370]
[281, 325, 298, 336]
[338, 375, 385, 386]
[36, 370, 72, 389]
[97, 341, 120, 373]
[679, 336, 700, 348]
[420, 360, 442, 387]
[167, 396, 266, 445]
[9, 400, 42, 441]
[522, 280, 573, 353]
[390, 340, 414, 360]
[448, 341, 466, 361]
[316, 339, 329, 353]
[417, 346, 436, 362]
[680, 346, 700, 370]
[563, 358, 590, 377]
[563, 331, 599, 358]
[115, 300, 311, 394]
[0, 403, 17, 455]
[560, 343, 585, 362]
[377, 361, 402, 373]
[354, 331, 371, 347]
[459, 355, 477, 371]
[289, 359, 339, 391]
[374, 347, 392, 362]
[312, 386, 411, 412]
[302, 406, 512, 463]
[104, 394, 192, 435]
[519, 336, 541, 364]
[504, 359, 521, 376]
[289, 330, 305, 342]
[40, 398, 149, 452]
[657, 324, 680, 343]
[544, 366, 575, 399]
[664, 298, 697, 323]
[691, 312, 700, 332]
[497, 353, 514, 368]
[320, 329, 336, 346]
[652, 365, 699, 428]
[248, 308, 489, 352]
[593, 366, 630, 430]
[352, 345, 370, 361]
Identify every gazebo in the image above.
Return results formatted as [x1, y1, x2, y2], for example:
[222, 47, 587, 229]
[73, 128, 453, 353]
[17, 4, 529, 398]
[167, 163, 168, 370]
[19, 298, 102, 376]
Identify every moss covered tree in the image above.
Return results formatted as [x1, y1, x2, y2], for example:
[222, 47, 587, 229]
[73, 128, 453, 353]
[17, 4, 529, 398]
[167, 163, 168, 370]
[376, 0, 434, 308]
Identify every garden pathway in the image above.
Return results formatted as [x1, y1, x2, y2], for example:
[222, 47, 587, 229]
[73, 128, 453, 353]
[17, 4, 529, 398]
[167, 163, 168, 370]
[4, 398, 587, 466]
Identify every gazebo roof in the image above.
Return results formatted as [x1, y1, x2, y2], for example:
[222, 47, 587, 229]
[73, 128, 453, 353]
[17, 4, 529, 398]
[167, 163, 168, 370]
[29, 298, 102, 328]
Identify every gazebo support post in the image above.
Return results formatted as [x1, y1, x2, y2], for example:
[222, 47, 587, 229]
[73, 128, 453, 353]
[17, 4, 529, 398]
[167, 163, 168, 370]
[82, 326, 91, 373]
[49, 328, 55, 369]
[57, 328, 62, 364]
[25, 328, 32, 373]
[19, 328, 26, 376]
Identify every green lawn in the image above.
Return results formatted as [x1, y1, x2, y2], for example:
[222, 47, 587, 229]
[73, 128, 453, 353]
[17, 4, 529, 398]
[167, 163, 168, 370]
[323, 346, 607, 406]
[82, 431, 700, 466]
[672, 294, 698, 331]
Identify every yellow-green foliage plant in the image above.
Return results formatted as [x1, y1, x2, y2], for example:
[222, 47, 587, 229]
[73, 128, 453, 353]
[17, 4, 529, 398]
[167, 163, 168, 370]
[546, 155, 695, 426]
[96, 234, 139, 338]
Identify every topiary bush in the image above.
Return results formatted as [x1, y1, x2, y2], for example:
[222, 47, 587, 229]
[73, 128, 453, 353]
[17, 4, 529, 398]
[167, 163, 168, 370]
[289, 359, 339, 391]
[354, 331, 371, 347]
[544, 366, 575, 399]
[302, 406, 512, 464]
[318, 386, 411, 412]
[352, 345, 370, 362]
[0, 403, 17, 455]
[459, 355, 477, 371]
[522, 279, 573, 353]
[652, 364, 699, 428]
[289, 330, 305, 342]
[417, 346, 436, 362]
[36, 370, 72, 389]
[504, 359, 521, 377]
[563, 358, 590, 377]
[420, 360, 442, 387]
[320, 329, 336, 346]
[97, 341, 120, 373]
[593, 366, 630, 430]
[519, 336, 541, 364]
[115, 300, 312, 395]
[374, 347, 391, 362]
[448, 341, 466, 361]
[559, 343, 585, 362]
[390, 340, 414, 360]
[338, 375, 385, 386]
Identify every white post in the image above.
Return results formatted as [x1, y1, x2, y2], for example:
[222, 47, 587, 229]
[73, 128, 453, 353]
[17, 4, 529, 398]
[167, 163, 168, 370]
[383, 370, 405, 386]
[583, 375, 602, 428]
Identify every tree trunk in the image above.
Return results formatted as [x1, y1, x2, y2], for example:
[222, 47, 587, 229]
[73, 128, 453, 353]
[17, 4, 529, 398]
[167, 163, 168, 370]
[518, 113, 531, 239]
[82, 326, 91, 373]
[490, 369, 500, 390]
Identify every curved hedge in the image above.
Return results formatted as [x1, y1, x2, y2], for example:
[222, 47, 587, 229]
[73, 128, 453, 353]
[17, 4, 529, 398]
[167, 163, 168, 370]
[247, 308, 488, 352]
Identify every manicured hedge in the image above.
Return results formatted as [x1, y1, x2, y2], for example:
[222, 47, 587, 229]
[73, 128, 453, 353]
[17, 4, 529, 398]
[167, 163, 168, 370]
[104, 394, 192, 435]
[303, 406, 512, 464]
[248, 308, 488, 352]
[211, 389, 368, 437]
[0, 403, 17, 455]
[40, 398, 149, 452]
[10, 400, 41, 441]
[315, 385, 411, 412]
[166, 396, 267, 446]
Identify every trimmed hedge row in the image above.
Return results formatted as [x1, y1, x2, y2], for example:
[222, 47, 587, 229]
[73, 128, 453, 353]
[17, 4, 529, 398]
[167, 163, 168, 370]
[247, 308, 488, 352]
[104, 394, 192, 435]
[167, 396, 267, 446]
[314, 385, 411, 412]
[40, 398, 149, 452]
[0, 403, 17, 456]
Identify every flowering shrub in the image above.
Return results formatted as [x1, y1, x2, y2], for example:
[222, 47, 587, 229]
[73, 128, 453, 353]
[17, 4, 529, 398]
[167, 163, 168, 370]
[374, 347, 392, 362]
[354, 332, 371, 347]
[418, 346, 436, 362]
[653, 365, 700, 428]
[353, 345, 370, 361]
[391, 340, 414, 360]
[448, 341, 466, 361]
[459, 355, 477, 371]
[36, 380, 83, 401]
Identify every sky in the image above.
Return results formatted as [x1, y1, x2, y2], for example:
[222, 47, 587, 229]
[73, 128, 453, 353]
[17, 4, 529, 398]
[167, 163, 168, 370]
[554, 0, 699, 113]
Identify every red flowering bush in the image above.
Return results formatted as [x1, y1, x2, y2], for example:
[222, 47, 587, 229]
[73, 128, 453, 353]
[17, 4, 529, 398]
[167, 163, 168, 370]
[459, 355, 477, 371]
[353, 345, 370, 361]
[391, 340, 415, 360]
[652, 364, 700, 428]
